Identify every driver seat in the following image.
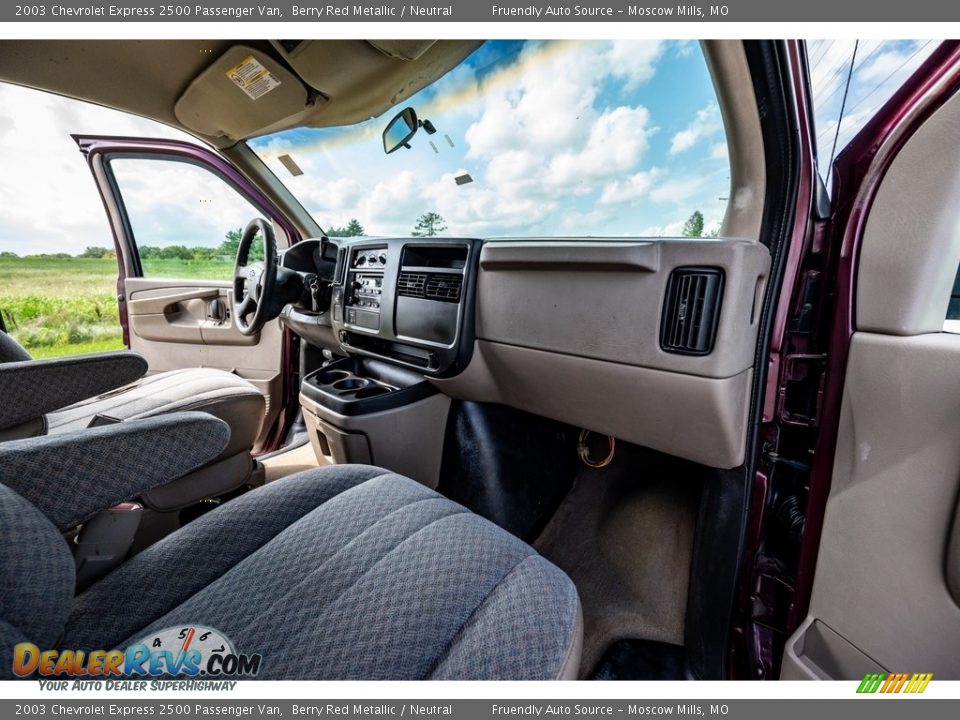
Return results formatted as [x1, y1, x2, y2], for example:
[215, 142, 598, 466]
[0, 330, 265, 518]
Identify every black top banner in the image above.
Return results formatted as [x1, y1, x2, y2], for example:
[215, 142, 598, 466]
[3, 0, 958, 22]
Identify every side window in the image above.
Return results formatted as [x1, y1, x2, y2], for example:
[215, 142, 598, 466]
[807, 40, 938, 183]
[109, 157, 266, 280]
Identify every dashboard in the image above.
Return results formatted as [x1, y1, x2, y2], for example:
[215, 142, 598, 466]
[280, 237, 480, 376]
[280, 234, 772, 469]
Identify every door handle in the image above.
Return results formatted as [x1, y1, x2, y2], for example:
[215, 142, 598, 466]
[128, 289, 220, 316]
[207, 298, 228, 324]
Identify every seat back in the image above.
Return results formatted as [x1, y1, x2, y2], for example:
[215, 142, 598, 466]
[0, 331, 31, 364]
[0, 483, 75, 679]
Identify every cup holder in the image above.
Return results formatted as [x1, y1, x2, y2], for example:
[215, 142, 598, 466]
[332, 378, 368, 392]
[354, 386, 390, 399]
[316, 369, 351, 385]
[305, 360, 406, 408]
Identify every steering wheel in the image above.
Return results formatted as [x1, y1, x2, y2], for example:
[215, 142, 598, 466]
[232, 217, 277, 336]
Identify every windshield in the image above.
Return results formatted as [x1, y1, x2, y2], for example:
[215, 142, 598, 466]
[249, 40, 730, 239]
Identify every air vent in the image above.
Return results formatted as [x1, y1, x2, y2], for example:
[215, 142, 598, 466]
[660, 267, 724, 355]
[398, 271, 463, 302]
[425, 274, 463, 302]
[397, 271, 428, 298]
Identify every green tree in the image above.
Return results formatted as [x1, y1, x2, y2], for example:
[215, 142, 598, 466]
[0, 251, 18, 258]
[79, 246, 112, 258]
[411, 212, 447, 238]
[681, 211, 705, 238]
[327, 219, 366, 237]
[219, 228, 243, 257]
[159, 245, 193, 260]
[191, 246, 216, 261]
[218, 228, 263, 260]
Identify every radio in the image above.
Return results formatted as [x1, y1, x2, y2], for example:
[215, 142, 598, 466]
[347, 272, 383, 310]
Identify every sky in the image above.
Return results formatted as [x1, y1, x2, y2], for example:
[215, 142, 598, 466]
[807, 39, 939, 182]
[0, 39, 943, 256]
[249, 40, 731, 240]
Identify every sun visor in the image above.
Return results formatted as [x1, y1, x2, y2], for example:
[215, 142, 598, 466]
[174, 45, 314, 141]
[367, 40, 437, 60]
[269, 40, 482, 128]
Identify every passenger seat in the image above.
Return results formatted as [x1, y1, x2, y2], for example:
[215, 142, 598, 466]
[0, 330, 265, 517]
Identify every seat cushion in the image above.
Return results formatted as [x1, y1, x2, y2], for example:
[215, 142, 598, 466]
[46, 368, 265, 458]
[64, 465, 582, 680]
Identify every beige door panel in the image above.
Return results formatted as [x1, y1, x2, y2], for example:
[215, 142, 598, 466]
[784, 332, 960, 679]
[128, 287, 221, 316]
[128, 283, 261, 346]
[124, 277, 283, 447]
[129, 289, 215, 344]
[199, 289, 259, 347]
[782, 617, 885, 680]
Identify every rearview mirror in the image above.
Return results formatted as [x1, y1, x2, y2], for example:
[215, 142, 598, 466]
[383, 107, 437, 154]
[383, 108, 418, 154]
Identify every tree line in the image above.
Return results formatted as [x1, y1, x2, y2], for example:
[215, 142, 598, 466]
[0, 210, 719, 260]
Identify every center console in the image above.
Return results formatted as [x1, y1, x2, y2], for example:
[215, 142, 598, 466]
[300, 238, 480, 487]
[330, 239, 479, 376]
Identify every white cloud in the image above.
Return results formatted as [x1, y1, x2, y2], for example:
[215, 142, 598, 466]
[109, 159, 262, 248]
[464, 41, 663, 161]
[547, 106, 654, 189]
[650, 175, 710, 205]
[0, 82, 195, 255]
[638, 219, 687, 237]
[856, 41, 928, 85]
[669, 104, 721, 155]
[599, 168, 663, 205]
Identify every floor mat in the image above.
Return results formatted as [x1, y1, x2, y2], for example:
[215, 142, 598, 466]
[591, 639, 687, 680]
[534, 444, 703, 677]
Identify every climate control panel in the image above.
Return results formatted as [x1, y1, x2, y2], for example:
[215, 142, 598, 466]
[353, 249, 388, 269]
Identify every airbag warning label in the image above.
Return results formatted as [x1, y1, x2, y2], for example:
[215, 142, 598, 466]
[226, 55, 281, 100]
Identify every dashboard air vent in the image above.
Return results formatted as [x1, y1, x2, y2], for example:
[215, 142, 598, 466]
[397, 272, 428, 298]
[425, 274, 463, 302]
[660, 267, 724, 355]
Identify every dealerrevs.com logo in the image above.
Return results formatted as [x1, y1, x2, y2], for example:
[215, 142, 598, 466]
[13, 625, 261, 678]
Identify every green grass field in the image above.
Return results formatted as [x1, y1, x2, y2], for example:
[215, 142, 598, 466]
[0, 256, 233, 358]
